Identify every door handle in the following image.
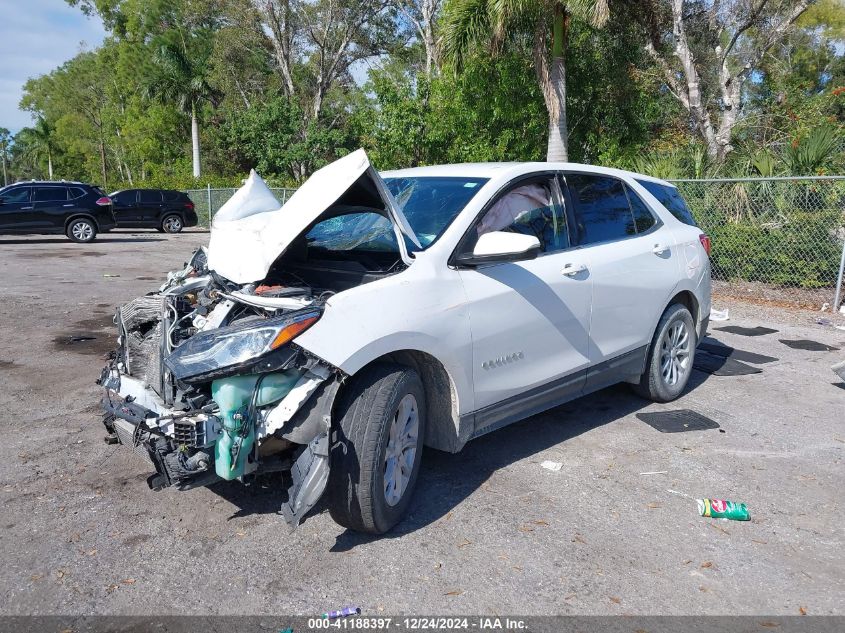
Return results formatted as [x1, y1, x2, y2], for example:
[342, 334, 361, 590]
[652, 243, 670, 255]
[63, 204, 73, 207]
[562, 263, 588, 276]
[21, 206, 33, 210]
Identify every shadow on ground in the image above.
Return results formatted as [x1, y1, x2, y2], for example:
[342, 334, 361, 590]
[204, 369, 713, 546]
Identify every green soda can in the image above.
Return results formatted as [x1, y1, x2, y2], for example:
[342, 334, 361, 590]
[697, 498, 750, 521]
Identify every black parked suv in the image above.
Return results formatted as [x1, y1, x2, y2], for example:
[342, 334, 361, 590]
[0, 181, 116, 243]
[110, 189, 198, 233]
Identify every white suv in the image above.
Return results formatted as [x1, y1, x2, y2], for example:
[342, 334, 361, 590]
[99, 150, 711, 534]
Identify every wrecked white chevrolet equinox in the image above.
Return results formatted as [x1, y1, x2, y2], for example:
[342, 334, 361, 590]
[99, 149, 711, 534]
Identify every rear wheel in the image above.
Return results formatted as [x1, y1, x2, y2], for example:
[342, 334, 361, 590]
[328, 363, 426, 534]
[161, 214, 183, 233]
[66, 218, 97, 243]
[633, 303, 696, 402]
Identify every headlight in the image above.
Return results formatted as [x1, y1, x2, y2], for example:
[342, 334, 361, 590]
[165, 309, 321, 382]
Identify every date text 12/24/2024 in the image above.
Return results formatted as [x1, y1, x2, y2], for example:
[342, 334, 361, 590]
[303, 617, 528, 630]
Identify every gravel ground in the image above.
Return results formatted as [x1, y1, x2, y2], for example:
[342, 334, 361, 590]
[0, 231, 843, 617]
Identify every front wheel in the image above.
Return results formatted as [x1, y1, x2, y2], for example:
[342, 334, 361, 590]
[66, 218, 97, 243]
[633, 303, 696, 402]
[328, 363, 426, 534]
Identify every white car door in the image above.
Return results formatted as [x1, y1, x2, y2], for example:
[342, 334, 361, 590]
[456, 173, 592, 424]
[563, 172, 681, 374]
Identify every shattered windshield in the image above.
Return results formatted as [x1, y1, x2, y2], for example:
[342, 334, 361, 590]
[304, 176, 488, 253]
[306, 212, 398, 252]
[385, 176, 488, 248]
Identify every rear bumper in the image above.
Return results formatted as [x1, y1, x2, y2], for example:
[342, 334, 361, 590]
[184, 211, 199, 227]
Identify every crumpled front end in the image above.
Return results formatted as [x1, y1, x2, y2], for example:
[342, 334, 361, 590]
[98, 247, 342, 528]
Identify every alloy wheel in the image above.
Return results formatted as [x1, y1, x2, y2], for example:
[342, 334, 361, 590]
[163, 216, 182, 232]
[383, 393, 419, 507]
[71, 221, 94, 242]
[659, 319, 691, 386]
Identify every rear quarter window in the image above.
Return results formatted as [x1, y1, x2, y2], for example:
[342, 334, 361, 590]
[636, 180, 698, 226]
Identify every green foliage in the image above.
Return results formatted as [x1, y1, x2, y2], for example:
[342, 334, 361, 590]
[359, 51, 547, 168]
[218, 96, 349, 183]
[708, 219, 843, 289]
[783, 126, 841, 175]
[0, 0, 831, 190]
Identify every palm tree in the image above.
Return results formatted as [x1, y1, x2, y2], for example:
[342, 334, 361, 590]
[16, 117, 57, 179]
[442, 0, 609, 161]
[146, 37, 216, 179]
[0, 127, 10, 186]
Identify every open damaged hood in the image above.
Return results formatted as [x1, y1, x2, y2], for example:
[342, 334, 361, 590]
[207, 149, 421, 284]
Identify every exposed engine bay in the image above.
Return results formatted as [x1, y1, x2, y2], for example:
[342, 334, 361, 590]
[98, 247, 344, 527]
[98, 154, 415, 528]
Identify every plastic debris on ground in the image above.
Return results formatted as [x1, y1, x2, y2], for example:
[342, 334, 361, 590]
[541, 460, 563, 472]
[697, 498, 750, 521]
[102, 273, 120, 278]
[833, 360, 845, 382]
[324, 607, 361, 619]
[639, 471, 668, 475]
[709, 308, 729, 321]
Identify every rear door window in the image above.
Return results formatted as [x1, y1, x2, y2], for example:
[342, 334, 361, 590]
[636, 180, 698, 226]
[139, 190, 163, 203]
[625, 185, 658, 233]
[163, 191, 180, 202]
[113, 191, 136, 205]
[69, 187, 86, 199]
[33, 187, 69, 202]
[565, 174, 636, 246]
[0, 186, 31, 203]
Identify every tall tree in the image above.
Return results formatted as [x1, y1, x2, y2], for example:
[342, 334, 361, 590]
[0, 128, 10, 186]
[16, 118, 57, 179]
[146, 35, 218, 178]
[640, 0, 816, 162]
[442, 0, 610, 161]
[395, 0, 443, 75]
[251, 0, 400, 120]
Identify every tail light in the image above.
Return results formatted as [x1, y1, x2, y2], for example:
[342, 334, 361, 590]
[699, 233, 711, 256]
[185, 201, 195, 211]
[95, 196, 111, 206]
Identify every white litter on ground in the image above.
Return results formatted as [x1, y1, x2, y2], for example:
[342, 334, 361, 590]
[640, 471, 668, 475]
[710, 308, 729, 321]
[541, 460, 563, 472]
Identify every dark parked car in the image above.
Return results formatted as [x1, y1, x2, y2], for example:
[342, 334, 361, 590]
[0, 181, 115, 243]
[109, 189, 198, 233]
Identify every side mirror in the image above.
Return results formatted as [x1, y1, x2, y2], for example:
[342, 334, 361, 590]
[456, 231, 542, 266]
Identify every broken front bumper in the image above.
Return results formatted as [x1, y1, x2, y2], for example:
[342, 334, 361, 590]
[101, 376, 220, 491]
[98, 362, 337, 527]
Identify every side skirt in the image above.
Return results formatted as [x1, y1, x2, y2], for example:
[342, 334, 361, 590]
[462, 346, 648, 443]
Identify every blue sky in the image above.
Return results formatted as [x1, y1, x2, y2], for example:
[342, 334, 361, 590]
[0, 0, 105, 133]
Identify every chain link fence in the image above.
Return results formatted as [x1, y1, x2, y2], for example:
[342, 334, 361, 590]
[184, 187, 298, 227]
[670, 176, 845, 311]
[186, 176, 845, 312]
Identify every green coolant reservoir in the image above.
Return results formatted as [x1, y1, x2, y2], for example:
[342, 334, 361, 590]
[212, 370, 302, 480]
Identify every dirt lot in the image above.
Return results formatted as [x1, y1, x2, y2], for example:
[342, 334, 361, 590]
[0, 231, 843, 616]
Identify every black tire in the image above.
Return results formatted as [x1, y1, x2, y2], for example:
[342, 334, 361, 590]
[66, 218, 97, 243]
[161, 214, 183, 233]
[328, 363, 426, 534]
[633, 303, 696, 403]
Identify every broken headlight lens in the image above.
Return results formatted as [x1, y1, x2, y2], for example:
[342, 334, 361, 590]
[165, 309, 321, 381]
